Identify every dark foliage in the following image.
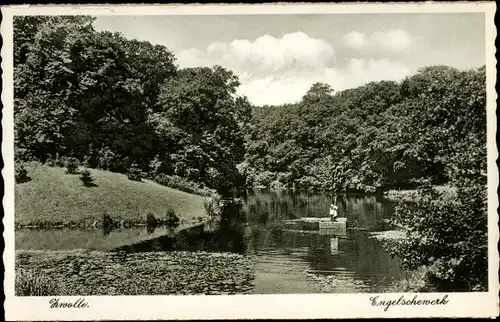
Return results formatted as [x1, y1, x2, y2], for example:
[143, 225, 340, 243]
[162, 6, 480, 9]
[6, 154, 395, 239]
[165, 208, 180, 229]
[15, 163, 31, 183]
[390, 180, 487, 291]
[145, 212, 159, 228]
[64, 157, 80, 175]
[101, 212, 115, 235]
[127, 163, 143, 182]
[79, 169, 96, 187]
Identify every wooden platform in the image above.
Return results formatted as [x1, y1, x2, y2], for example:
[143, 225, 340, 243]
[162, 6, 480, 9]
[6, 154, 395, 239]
[283, 217, 347, 235]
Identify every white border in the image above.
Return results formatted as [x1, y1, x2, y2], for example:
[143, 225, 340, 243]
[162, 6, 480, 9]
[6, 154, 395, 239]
[2, 3, 498, 320]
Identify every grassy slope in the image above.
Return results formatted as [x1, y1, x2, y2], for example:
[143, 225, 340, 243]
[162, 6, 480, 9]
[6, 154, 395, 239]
[15, 165, 206, 226]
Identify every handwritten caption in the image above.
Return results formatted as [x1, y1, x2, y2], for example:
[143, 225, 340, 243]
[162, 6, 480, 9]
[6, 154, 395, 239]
[50, 298, 89, 308]
[370, 295, 449, 311]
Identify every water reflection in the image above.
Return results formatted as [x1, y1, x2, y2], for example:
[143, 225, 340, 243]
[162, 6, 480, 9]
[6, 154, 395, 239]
[239, 190, 401, 293]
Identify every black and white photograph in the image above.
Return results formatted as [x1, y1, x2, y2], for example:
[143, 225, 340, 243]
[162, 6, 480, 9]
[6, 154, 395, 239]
[2, 3, 498, 320]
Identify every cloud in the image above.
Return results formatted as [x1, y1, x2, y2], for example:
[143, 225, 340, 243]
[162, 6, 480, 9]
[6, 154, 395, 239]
[176, 31, 413, 106]
[238, 58, 412, 106]
[343, 31, 366, 49]
[177, 32, 335, 73]
[342, 58, 411, 86]
[343, 29, 413, 54]
[238, 75, 313, 106]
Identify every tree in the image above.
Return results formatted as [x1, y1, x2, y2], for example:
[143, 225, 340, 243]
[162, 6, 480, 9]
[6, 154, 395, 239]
[110, 34, 177, 111]
[302, 82, 334, 105]
[14, 17, 155, 170]
[157, 66, 247, 195]
[14, 17, 95, 161]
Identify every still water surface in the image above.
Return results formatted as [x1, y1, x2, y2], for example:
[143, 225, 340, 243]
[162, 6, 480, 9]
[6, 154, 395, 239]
[16, 189, 402, 293]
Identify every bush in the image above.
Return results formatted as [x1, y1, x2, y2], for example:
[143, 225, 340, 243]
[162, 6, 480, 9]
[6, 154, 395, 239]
[127, 162, 143, 182]
[102, 211, 115, 233]
[79, 169, 96, 187]
[390, 181, 487, 291]
[148, 156, 163, 177]
[15, 163, 31, 183]
[165, 208, 180, 229]
[146, 212, 159, 228]
[93, 147, 127, 172]
[16, 269, 61, 296]
[64, 157, 80, 174]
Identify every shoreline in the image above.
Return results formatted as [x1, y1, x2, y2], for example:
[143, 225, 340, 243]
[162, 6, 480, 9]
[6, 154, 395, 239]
[368, 229, 407, 241]
[14, 216, 207, 231]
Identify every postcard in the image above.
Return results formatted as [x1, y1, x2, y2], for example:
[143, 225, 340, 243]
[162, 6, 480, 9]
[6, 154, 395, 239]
[2, 2, 498, 320]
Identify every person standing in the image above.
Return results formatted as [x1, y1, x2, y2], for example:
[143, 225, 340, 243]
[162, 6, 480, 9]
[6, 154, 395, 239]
[329, 204, 338, 221]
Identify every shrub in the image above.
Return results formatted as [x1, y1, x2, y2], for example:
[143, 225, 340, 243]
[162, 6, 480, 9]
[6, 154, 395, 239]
[16, 269, 60, 296]
[93, 147, 126, 172]
[165, 208, 180, 229]
[79, 169, 96, 187]
[146, 212, 158, 228]
[15, 163, 31, 183]
[390, 181, 487, 291]
[64, 157, 80, 174]
[102, 211, 115, 233]
[148, 156, 163, 177]
[127, 162, 143, 182]
[45, 158, 57, 167]
[82, 154, 92, 167]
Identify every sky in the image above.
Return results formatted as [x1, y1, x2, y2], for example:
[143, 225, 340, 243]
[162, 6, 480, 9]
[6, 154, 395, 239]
[94, 14, 486, 106]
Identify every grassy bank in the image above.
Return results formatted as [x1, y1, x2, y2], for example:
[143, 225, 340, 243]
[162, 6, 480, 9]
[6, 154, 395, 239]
[16, 249, 255, 295]
[15, 165, 207, 228]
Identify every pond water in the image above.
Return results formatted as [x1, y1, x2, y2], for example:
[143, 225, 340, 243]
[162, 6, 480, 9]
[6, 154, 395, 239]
[16, 189, 402, 293]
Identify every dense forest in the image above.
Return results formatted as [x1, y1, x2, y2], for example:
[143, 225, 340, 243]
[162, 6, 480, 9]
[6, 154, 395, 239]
[243, 67, 486, 193]
[14, 16, 488, 291]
